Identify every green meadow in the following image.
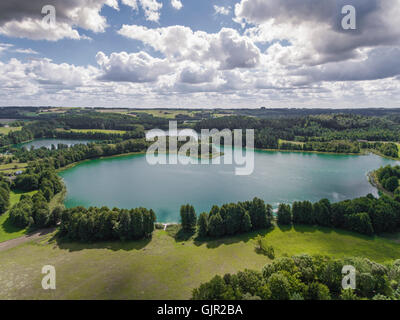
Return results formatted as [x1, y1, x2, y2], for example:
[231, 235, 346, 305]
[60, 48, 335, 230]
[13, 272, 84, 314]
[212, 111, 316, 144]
[0, 225, 399, 299]
[0, 126, 22, 135]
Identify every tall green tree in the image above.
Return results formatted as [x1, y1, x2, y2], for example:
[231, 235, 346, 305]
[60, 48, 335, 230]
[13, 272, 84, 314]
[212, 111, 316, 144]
[180, 204, 197, 232]
[198, 212, 209, 237]
[208, 213, 224, 237]
[277, 204, 292, 225]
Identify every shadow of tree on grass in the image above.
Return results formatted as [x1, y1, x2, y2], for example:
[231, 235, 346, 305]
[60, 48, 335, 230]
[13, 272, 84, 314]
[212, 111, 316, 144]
[51, 232, 152, 252]
[193, 228, 272, 249]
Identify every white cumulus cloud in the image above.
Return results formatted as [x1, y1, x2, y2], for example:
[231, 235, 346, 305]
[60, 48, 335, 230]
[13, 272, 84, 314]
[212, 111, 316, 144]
[214, 5, 230, 16]
[171, 0, 183, 10]
[121, 0, 163, 22]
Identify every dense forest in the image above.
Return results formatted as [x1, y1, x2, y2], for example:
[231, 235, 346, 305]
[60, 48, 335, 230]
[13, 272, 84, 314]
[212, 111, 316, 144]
[13, 139, 149, 167]
[376, 165, 400, 197]
[192, 254, 400, 300]
[191, 191, 400, 239]
[276, 194, 400, 235]
[194, 114, 400, 155]
[9, 193, 62, 229]
[197, 198, 273, 238]
[180, 198, 273, 238]
[1, 108, 400, 158]
[0, 118, 145, 149]
[59, 206, 156, 242]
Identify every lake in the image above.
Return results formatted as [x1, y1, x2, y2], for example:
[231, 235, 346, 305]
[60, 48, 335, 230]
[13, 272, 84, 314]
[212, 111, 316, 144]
[59, 150, 399, 223]
[16, 138, 94, 149]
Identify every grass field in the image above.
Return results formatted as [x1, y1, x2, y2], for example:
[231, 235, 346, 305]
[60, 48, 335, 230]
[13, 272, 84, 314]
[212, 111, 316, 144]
[95, 108, 234, 119]
[0, 161, 28, 174]
[134, 109, 198, 119]
[278, 139, 305, 147]
[0, 225, 399, 299]
[0, 190, 37, 243]
[0, 126, 22, 135]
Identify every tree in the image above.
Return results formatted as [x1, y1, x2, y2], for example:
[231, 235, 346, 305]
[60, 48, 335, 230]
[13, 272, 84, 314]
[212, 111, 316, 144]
[192, 275, 227, 300]
[369, 200, 396, 233]
[208, 213, 224, 237]
[49, 206, 63, 226]
[197, 212, 209, 237]
[340, 289, 358, 300]
[331, 201, 348, 228]
[116, 210, 131, 241]
[277, 204, 292, 225]
[41, 186, 53, 202]
[0, 186, 10, 214]
[225, 204, 246, 235]
[131, 209, 144, 239]
[248, 198, 271, 229]
[143, 209, 156, 237]
[9, 206, 30, 227]
[314, 199, 332, 227]
[236, 269, 264, 296]
[320, 260, 343, 296]
[292, 201, 313, 225]
[58, 206, 156, 242]
[180, 204, 196, 232]
[267, 273, 291, 300]
[34, 208, 50, 228]
[358, 273, 376, 298]
[384, 176, 399, 192]
[241, 212, 252, 233]
[344, 212, 374, 236]
[14, 174, 39, 191]
[305, 282, 331, 300]
[292, 201, 302, 224]
[302, 201, 314, 225]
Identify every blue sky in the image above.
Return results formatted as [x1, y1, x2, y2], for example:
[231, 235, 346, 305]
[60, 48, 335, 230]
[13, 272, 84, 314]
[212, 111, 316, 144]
[0, 1, 241, 66]
[0, 0, 399, 108]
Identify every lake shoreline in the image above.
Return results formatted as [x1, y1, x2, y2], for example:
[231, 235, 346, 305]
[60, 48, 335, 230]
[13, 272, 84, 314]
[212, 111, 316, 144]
[367, 170, 394, 198]
[57, 146, 379, 174]
[56, 151, 146, 173]
[58, 148, 398, 223]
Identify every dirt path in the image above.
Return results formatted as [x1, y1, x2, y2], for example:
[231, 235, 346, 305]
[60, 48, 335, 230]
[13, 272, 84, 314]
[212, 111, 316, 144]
[0, 227, 56, 252]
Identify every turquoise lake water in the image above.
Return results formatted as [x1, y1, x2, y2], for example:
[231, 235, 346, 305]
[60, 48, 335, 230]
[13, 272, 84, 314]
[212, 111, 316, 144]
[59, 150, 399, 223]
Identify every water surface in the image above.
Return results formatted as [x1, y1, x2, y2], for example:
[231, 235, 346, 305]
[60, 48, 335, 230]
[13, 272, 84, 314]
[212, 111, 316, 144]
[59, 150, 399, 222]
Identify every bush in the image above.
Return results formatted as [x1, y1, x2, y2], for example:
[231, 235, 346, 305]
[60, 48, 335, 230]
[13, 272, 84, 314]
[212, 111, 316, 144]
[255, 235, 275, 259]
